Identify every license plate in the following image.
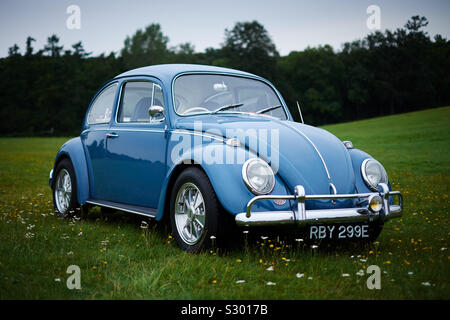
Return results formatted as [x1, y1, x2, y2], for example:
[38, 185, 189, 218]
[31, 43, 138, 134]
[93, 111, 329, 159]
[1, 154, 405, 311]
[308, 223, 370, 240]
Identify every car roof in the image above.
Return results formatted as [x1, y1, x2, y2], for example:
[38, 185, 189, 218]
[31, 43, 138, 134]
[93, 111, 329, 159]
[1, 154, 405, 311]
[114, 64, 258, 82]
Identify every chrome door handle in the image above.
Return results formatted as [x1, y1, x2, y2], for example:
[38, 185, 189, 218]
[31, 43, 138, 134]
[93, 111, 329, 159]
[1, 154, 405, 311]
[106, 133, 119, 138]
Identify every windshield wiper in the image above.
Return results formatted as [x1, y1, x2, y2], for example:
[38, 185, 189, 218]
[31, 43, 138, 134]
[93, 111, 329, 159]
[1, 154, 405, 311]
[256, 105, 282, 114]
[211, 103, 244, 114]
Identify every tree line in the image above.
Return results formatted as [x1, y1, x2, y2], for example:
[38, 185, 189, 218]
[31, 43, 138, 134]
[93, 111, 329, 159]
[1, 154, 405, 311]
[0, 16, 448, 136]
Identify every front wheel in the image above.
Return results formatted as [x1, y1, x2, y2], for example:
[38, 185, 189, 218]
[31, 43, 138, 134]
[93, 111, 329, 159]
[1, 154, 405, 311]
[169, 167, 231, 252]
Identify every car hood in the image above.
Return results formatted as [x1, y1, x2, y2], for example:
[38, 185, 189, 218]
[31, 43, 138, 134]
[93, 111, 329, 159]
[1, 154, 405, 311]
[174, 113, 356, 197]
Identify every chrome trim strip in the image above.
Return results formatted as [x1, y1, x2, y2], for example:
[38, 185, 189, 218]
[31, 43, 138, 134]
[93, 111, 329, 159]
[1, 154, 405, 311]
[329, 182, 337, 195]
[83, 127, 224, 139]
[86, 200, 156, 218]
[283, 121, 331, 179]
[113, 80, 125, 124]
[110, 128, 165, 133]
[82, 128, 165, 134]
[171, 129, 225, 142]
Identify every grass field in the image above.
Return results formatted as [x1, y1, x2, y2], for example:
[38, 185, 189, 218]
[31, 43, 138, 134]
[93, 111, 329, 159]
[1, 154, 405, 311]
[0, 107, 449, 299]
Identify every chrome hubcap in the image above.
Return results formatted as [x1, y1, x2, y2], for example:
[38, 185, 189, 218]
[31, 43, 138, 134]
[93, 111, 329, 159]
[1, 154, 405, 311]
[174, 182, 206, 245]
[55, 169, 72, 214]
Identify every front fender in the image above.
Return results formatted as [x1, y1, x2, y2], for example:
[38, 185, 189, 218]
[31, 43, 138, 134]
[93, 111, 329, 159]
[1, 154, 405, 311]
[52, 137, 90, 204]
[155, 142, 291, 221]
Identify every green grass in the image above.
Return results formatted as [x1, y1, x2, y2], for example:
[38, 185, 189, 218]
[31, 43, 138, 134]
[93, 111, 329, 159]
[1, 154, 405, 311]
[0, 107, 449, 299]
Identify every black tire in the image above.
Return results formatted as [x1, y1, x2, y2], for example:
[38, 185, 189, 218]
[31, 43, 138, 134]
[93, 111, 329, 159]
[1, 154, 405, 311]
[367, 222, 384, 242]
[101, 206, 116, 215]
[52, 158, 80, 218]
[169, 167, 233, 252]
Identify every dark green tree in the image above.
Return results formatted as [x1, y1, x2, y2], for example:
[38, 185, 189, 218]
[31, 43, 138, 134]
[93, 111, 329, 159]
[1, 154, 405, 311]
[71, 41, 90, 57]
[171, 42, 199, 63]
[8, 44, 20, 56]
[121, 24, 171, 68]
[44, 34, 63, 57]
[279, 45, 344, 125]
[25, 37, 35, 56]
[0, 16, 449, 136]
[221, 20, 279, 81]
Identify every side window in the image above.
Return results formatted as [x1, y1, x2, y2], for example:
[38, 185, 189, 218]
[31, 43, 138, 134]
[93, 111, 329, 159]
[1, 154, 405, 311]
[118, 81, 165, 123]
[87, 83, 117, 125]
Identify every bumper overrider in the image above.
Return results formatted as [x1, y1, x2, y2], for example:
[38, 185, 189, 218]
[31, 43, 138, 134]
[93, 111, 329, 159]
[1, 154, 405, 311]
[235, 183, 402, 227]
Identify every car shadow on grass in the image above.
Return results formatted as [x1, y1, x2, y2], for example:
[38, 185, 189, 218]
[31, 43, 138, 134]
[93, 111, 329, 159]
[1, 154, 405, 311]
[235, 227, 378, 256]
[69, 206, 377, 257]
[72, 205, 172, 241]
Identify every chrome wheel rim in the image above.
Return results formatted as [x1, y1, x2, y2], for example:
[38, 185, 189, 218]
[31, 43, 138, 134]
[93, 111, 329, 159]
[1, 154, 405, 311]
[55, 169, 72, 214]
[174, 182, 206, 245]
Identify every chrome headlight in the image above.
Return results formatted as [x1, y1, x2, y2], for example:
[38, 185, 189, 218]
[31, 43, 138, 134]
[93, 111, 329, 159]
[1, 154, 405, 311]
[361, 158, 388, 191]
[242, 158, 275, 195]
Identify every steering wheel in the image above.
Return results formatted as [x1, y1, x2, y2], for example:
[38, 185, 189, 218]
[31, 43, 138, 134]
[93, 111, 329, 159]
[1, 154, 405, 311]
[181, 107, 210, 115]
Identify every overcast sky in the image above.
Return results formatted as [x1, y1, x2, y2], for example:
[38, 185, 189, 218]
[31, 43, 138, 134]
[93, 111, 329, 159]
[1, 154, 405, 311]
[1, 0, 449, 58]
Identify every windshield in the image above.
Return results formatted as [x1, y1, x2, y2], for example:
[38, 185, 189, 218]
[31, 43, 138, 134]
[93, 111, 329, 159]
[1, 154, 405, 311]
[173, 74, 288, 120]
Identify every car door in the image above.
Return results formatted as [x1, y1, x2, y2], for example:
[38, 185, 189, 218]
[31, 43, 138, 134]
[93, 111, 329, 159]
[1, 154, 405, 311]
[104, 79, 167, 208]
[81, 82, 119, 201]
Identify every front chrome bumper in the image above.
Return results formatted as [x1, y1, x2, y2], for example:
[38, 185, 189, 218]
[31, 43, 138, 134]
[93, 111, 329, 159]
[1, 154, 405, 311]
[235, 183, 402, 227]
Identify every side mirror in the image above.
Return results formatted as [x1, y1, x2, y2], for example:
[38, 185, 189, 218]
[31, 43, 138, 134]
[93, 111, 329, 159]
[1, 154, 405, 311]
[148, 105, 165, 122]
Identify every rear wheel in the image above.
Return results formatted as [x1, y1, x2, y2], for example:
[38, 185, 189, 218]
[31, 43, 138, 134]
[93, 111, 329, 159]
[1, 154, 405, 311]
[169, 167, 231, 252]
[52, 158, 80, 218]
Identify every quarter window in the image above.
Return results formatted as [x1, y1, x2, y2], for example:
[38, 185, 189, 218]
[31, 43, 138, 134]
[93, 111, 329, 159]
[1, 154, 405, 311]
[87, 83, 117, 125]
[118, 81, 165, 123]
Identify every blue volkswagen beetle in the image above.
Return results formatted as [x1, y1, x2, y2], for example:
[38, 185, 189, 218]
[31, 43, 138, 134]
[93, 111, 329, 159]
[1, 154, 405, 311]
[49, 64, 402, 251]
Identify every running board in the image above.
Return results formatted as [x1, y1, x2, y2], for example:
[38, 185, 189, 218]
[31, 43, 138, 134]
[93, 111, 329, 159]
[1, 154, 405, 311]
[86, 199, 156, 218]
